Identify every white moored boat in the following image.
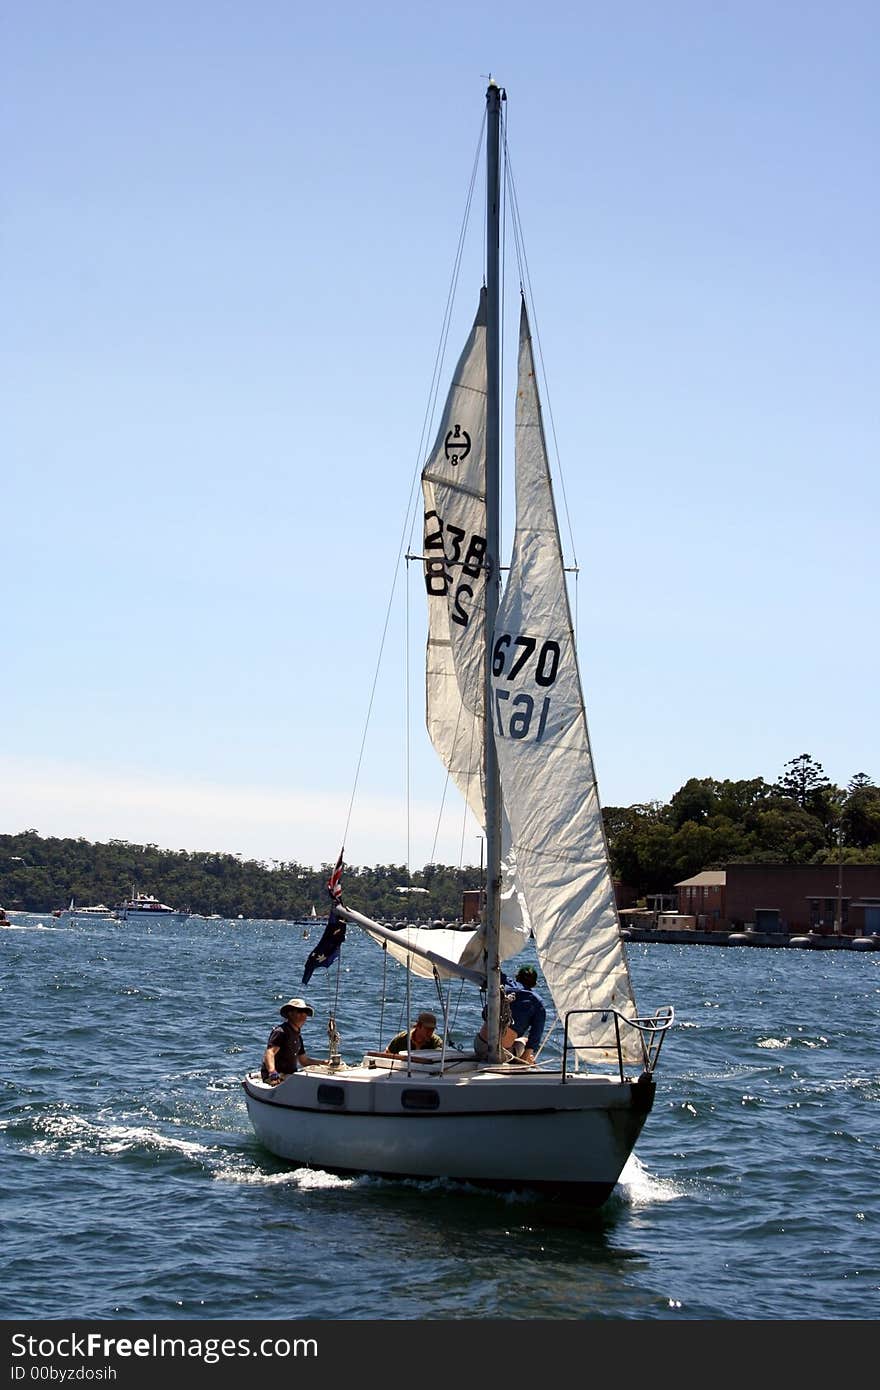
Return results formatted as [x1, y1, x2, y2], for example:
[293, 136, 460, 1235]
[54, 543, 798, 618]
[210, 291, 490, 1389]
[243, 81, 673, 1205]
[113, 893, 188, 925]
[56, 900, 115, 921]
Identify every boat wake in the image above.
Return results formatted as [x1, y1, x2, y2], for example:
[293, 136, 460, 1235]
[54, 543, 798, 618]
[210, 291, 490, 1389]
[615, 1152, 684, 1207]
[213, 1161, 358, 1190]
[217, 1155, 685, 1209]
[8, 1109, 214, 1160]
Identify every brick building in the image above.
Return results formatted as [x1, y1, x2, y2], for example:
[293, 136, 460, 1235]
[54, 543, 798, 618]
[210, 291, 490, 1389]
[675, 871, 727, 928]
[676, 864, 880, 935]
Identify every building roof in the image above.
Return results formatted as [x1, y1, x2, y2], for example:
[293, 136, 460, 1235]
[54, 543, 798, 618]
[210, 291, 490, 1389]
[675, 870, 727, 888]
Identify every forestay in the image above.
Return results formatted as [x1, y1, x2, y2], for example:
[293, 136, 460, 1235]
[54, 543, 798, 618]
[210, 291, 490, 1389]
[493, 303, 641, 1067]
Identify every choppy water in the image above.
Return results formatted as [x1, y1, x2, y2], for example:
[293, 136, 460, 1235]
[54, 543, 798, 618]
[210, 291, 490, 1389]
[1, 913, 878, 1320]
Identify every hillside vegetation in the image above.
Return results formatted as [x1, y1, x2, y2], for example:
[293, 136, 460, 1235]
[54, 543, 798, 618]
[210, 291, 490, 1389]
[2, 757, 877, 920]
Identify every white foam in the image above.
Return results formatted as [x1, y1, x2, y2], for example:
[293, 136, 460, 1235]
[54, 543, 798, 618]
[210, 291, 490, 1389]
[25, 1110, 212, 1158]
[214, 1163, 356, 1190]
[616, 1151, 683, 1206]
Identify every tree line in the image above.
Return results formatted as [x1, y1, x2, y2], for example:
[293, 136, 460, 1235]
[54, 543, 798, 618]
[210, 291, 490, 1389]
[605, 756, 879, 898]
[1, 756, 877, 920]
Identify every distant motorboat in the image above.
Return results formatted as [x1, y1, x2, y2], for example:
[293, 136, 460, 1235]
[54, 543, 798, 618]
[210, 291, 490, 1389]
[113, 893, 188, 925]
[60, 901, 115, 921]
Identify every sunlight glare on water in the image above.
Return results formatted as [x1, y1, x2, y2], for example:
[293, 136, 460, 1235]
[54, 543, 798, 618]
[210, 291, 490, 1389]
[2, 915, 878, 1319]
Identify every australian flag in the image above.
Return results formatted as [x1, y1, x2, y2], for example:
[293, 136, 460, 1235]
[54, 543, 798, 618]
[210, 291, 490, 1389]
[302, 904, 346, 985]
[327, 847, 344, 902]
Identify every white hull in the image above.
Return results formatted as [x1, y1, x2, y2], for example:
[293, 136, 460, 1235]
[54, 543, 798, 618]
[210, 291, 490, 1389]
[114, 909, 189, 926]
[242, 1060, 654, 1204]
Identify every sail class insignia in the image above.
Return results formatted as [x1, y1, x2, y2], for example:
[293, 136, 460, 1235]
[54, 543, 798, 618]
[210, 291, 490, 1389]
[444, 424, 471, 466]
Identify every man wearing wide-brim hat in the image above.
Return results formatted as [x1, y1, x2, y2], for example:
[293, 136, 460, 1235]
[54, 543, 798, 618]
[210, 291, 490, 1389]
[261, 997, 327, 1084]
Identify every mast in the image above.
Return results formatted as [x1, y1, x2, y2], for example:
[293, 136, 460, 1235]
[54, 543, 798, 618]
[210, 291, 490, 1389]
[484, 79, 504, 1061]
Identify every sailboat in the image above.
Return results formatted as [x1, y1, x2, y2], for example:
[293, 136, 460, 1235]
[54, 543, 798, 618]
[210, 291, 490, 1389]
[294, 904, 318, 937]
[243, 83, 673, 1204]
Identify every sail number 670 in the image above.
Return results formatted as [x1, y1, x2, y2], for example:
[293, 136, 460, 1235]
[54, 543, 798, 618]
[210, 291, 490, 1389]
[492, 634, 560, 686]
[492, 634, 561, 742]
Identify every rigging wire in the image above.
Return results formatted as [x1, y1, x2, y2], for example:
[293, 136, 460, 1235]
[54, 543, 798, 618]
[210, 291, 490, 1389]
[405, 557, 411, 870]
[338, 111, 486, 871]
[426, 106, 506, 876]
[502, 131, 581, 636]
[310, 947, 345, 1040]
[378, 942, 389, 1049]
[426, 670, 481, 871]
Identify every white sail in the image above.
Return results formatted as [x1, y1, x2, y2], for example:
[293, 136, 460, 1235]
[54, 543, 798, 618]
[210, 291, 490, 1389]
[421, 292, 528, 958]
[493, 302, 641, 1067]
[364, 924, 485, 980]
[421, 291, 490, 826]
[342, 908, 487, 984]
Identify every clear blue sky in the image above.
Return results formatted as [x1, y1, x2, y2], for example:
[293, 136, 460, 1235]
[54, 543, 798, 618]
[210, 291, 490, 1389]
[3, 2, 877, 872]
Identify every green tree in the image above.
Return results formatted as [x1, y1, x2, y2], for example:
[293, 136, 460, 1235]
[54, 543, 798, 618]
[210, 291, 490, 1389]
[842, 783, 880, 850]
[848, 772, 875, 792]
[714, 778, 772, 820]
[668, 778, 718, 828]
[774, 754, 831, 808]
[741, 803, 827, 862]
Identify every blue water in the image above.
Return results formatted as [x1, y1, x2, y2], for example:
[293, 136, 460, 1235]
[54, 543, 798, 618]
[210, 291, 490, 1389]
[1, 913, 878, 1320]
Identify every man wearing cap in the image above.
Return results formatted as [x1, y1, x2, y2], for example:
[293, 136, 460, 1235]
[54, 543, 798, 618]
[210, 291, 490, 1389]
[384, 1011, 444, 1056]
[504, 966, 546, 1065]
[261, 997, 327, 1084]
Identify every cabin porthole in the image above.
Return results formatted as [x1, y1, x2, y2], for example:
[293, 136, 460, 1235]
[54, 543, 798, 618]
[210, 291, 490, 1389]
[401, 1089, 440, 1111]
[316, 1084, 346, 1107]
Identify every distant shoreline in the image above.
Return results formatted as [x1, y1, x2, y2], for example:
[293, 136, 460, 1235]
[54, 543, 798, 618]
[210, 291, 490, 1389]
[622, 926, 877, 951]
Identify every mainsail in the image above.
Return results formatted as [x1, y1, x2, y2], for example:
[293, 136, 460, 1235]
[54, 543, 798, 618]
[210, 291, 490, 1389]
[493, 301, 641, 1067]
[421, 291, 490, 827]
[420, 292, 528, 961]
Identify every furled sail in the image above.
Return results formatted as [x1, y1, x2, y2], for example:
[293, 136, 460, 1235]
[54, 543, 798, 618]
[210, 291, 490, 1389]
[340, 907, 487, 984]
[421, 292, 528, 959]
[493, 301, 641, 1067]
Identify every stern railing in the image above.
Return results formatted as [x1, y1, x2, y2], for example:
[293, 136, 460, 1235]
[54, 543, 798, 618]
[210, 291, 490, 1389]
[560, 1006, 674, 1082]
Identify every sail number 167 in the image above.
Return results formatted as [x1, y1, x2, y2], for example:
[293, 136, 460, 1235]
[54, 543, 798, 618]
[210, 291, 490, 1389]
[492, 633, 560, 742]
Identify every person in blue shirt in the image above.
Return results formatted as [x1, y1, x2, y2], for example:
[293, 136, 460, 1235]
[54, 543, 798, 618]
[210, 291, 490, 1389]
[504, 966, 546, 1064]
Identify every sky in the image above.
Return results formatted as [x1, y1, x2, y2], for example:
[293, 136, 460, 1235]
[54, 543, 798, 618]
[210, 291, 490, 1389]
[2, 2, 877, 873]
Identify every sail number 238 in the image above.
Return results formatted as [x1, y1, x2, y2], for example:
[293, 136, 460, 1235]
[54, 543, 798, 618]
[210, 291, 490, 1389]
[492, 634, 560, 742]
[423, 510, 487, 628]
